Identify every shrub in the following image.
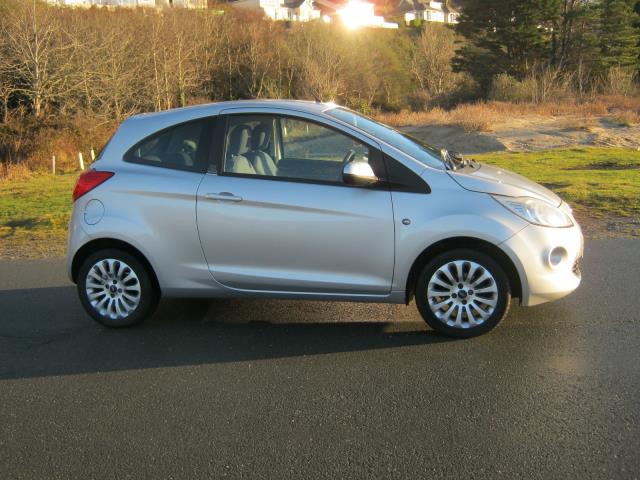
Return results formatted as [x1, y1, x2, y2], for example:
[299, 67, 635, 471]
[407, 90, 434, 111]
[490, 69, 577, 104]
[0, 116, 114, 176]
[490, 74, 532, 103]
[603, 67, 638, 97]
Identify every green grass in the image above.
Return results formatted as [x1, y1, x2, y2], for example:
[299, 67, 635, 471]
[0, 173, 78, 256]
[475, 147, 640, 218]
[0, 147, 639, 257]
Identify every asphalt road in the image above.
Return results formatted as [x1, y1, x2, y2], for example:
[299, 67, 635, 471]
[1, 239, 639, 479]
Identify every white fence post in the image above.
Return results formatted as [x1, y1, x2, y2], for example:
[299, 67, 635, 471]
[78, 152, 85, 171]
[90, 148, 96, 161]
[52, 155, 56, 175]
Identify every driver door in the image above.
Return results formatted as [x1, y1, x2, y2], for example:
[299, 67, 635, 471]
[196, 112, 395, 295]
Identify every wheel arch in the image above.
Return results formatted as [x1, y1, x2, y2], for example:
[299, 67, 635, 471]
[71, 238, 160, 294]
[405, 236, 522, 304]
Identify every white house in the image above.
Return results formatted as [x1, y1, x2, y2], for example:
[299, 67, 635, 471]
[230, 0, 322, 22]
[229, 0, 397, 27]
[397, 1, 460, 25]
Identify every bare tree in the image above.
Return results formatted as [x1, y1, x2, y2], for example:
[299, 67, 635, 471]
[89, 9, 152, 120]
[0, 42, 17, 123]
[293, 23, 349, 102]
[410, 25, 461, 102]
[1, 0, 74, 117]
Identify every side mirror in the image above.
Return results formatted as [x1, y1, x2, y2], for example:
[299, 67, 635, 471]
[343, 161, 379, 186]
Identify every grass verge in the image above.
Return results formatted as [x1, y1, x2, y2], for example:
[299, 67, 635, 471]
[0, 147, 639, 259]
[475, 147, 640, 218]
[0, 173, 78, 258]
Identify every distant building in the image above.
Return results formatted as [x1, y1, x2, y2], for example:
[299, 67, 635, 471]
[229, 0, 397, 27]
[229, 0, 322, 22]
[397, 0, 460, 25]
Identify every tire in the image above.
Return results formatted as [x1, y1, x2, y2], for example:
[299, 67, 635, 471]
[77, 249, 159, 328]
[415, 249, 511, 338]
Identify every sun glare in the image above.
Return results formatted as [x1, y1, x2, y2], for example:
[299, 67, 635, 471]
[337, 1, 373, 29]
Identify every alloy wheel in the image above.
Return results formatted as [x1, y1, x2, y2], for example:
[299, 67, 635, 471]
[427, 260, 499, 329]
[85, 258, 141, 320]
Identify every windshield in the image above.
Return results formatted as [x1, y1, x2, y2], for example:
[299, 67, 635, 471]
[326, 107, 445, 170]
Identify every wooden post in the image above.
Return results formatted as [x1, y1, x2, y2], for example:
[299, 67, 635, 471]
[78, 152, 85, 171]
[52, 155, 56, 175]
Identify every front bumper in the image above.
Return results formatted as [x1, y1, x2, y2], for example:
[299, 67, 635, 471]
[500, 221, 583, 307]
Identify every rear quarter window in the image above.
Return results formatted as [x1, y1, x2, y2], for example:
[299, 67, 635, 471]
[124, 119, 210, 173]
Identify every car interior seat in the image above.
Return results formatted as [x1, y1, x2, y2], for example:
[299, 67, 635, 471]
[247, 124, 277, 176]
[226, 125, 255, 174]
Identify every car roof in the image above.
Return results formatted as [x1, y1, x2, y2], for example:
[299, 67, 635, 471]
[120, 100, 336, 146]
[129, 99, 332, 122]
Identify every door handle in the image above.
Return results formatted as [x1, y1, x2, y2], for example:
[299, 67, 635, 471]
[204, 192, 243, 202]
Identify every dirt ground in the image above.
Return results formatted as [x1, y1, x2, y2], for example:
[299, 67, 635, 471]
[402, 115, 640, 154]
[572, 208, 640, 239]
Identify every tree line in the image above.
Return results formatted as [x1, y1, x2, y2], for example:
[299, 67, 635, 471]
[455, 0, 640, 100]
[0, 0, 418, 123]
[0, 0, 638, 169]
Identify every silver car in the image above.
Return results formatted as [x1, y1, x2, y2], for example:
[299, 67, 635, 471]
[67, 100, 583, 337]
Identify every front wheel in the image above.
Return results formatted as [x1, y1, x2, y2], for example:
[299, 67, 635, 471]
[77, 249, 158, 327]
[415, 249, 511, 338]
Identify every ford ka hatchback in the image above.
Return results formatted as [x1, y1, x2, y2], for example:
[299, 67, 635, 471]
[67, 100, 583, 337]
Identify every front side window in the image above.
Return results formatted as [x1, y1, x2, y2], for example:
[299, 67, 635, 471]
[326, 107, 444, 170]
[223, 114, 376, 184]
[125, 120, 206, 172]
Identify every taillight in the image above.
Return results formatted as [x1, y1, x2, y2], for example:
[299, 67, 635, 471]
[72, 170, 114, 202]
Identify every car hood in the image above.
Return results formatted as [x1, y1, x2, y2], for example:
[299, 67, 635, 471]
[447, 163, 562, 207]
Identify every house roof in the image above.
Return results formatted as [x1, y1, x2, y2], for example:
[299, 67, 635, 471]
[395, 0, 434, 14]
[283, 0, 306, 8]
[313, 0, 340, 13]
[445, 3, 459, 14]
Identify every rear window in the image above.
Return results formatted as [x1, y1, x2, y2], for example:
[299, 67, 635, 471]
[124, 120, 208, 172]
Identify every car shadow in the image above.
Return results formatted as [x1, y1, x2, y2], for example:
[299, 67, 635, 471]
[0, 286, 454, 380]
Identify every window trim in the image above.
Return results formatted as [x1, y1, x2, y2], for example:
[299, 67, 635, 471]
[123, 117, 215, 174]
[382, 153, 431, 194]
[208, 115, 227, 173]
[214, 112, 388, 190]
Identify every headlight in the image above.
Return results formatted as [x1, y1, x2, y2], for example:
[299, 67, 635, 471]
[492, 195, 573, 228]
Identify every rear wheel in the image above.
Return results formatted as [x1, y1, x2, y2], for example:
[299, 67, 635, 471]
[415, 249, 511, 338]
[77, 249, 158, 327]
